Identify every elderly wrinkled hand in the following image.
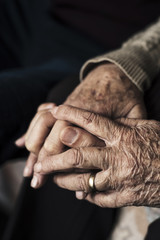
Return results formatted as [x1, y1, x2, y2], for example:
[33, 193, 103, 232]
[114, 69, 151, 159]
[34, 105, 160, 208]
[16, 63, 146, 188]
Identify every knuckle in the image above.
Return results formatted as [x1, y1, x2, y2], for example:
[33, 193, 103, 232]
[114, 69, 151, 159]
[37, 103, 45, 111]
[43, 138, 54, 154]
[113, 194, 121, 208]
[82, 111, 97, 126]
[38, 148, 47, 161]
[25, 139, 37, 153]
[95, 196, 106, 208]
[39, 112, 49, 125]
[77, 174, 88, 192]
[39, 111, 54, 129]
[27, 153, 37, 165]
[69, 148, 83, 168]
[99, 148, 109, 170]
[44, 135, 62, 155]
[37, 103, 55, 112]
[58, 105, 70, 117]
[42, 158, 54, 172]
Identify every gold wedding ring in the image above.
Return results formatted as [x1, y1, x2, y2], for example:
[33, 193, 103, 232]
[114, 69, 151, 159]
[88, 173, 97, 192]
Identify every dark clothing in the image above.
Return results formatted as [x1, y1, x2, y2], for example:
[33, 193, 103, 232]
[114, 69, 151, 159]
[2, 76, 117, 240]
[2, 178, 116, 240]
[52, 0, 160, 48]
[0, 1, 114, 240]
[145, 217, 160, 240]
[1, 71, 160, 240]
[0, 0, 105, 165]
[0, 0, 160, 240]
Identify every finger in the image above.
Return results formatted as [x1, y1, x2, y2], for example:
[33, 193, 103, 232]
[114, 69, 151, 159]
[16, 109, 51, 148]
[15, 134, 26, 147]
[30, 156, 48, 189]
[24, 103, 55, 188]
[30, 172, 47, 189]
[53, 173, 91, 192]
[85, 189, 133, 208]
[25, 103, 56, 144]
[60, 126, 105, 148]
[52, 105, 126, 141]
[75, 191, 87, 199]
[37, 103, 56, 112]
[22, 150, 48, 189]
[23, 153, 48, 190]
[34, 147, 114, 174]
[30, 144, 49, 188]
[25, 111, 56, 154]
[53, 169, 111, 193]
[23, 153, 37, 177]
[33, 119, 104, 187]
[42, 120, 70, 155]
[31, 120, 70, 188]
[15, 105, 53, 147]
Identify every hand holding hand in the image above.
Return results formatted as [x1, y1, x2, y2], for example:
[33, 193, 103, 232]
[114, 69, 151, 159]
[16, 63, 147, 189]
[34, 105, 160, 208]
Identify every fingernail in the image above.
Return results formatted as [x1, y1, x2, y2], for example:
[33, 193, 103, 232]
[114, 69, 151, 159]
[31, 176, 38, 188]
[61, 128, 78, 144]
[23, 167, 32, 177]
[76, 191, 87, 200]
[34, 162, 42, 172]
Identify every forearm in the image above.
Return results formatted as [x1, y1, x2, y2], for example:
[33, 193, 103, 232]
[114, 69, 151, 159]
[80, 18, 160, 92]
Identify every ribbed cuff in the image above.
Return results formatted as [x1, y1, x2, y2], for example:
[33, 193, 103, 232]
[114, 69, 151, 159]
[80, 46, 159, 92]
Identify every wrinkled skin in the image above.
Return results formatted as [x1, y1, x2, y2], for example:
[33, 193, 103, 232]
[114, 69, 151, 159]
[65, 63, 146, 118]
[16, 63, 146, 188]
[34, 105, 160, 208]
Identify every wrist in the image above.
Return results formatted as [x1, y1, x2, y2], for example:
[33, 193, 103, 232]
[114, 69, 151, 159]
[83, 63, 141, 94]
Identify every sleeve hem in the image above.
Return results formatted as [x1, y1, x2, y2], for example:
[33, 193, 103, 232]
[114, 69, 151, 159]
[80, 46, 159, 92]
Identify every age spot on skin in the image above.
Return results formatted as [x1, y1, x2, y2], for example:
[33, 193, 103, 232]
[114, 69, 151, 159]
[105, 82, 111, 91]
[91, 89, 96, 96]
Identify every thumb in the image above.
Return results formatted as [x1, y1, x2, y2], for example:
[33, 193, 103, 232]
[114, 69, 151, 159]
[60, 126, 105, 148]
[52, 105, 128, 142]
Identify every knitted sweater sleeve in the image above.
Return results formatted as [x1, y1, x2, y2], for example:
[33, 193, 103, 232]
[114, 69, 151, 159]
[80, 18, 160, 92]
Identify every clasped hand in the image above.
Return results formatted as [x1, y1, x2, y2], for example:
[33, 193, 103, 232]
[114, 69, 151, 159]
[15, 63, 159, 208]
[33, 105, 160, 208]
